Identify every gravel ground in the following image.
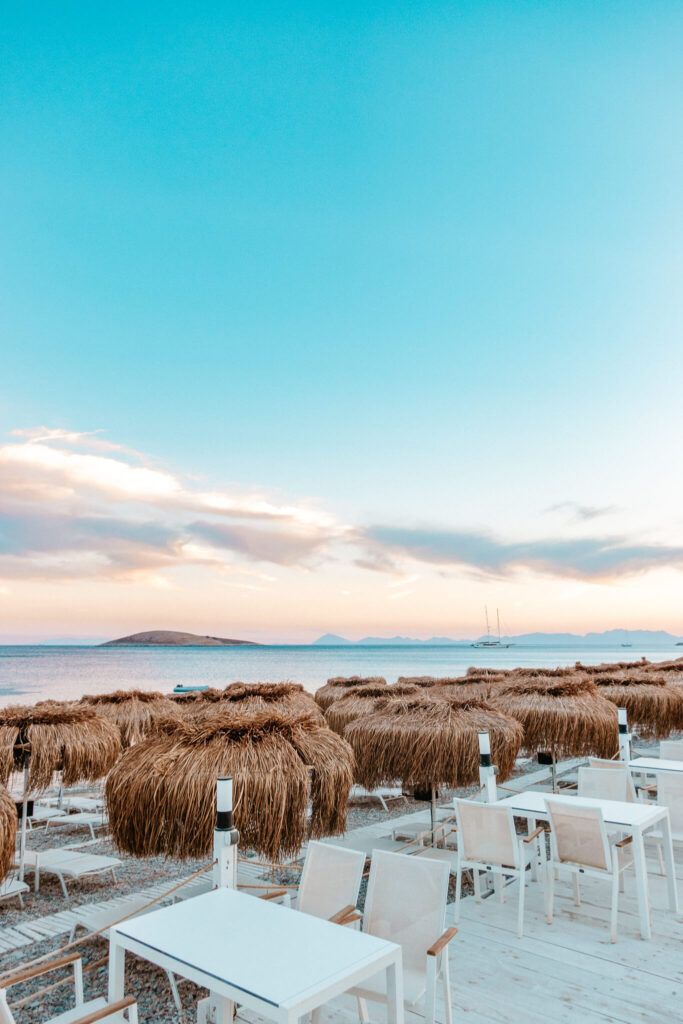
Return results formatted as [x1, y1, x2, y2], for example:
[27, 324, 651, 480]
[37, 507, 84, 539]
[1, 741, 661, 1023]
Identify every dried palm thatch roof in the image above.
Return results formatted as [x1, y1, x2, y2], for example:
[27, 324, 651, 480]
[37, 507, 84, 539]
[79, 690, 181, 747]
[489, 675, 618, 759]
[105, 706, 353, 862]
[0, 785, 17, 884]
[344, 692, 523, 791]
[175, 682, 324, 724]
[509, 666, 577, 678]
[398, 676, 495, 700]
[591, 673, 683, 739]
[466, 666, 514, 678]
[315, 676, 387, 711]
[576, 658, 650, 674]
[325, 684, 422, 734]
[0, 704, 121, 793]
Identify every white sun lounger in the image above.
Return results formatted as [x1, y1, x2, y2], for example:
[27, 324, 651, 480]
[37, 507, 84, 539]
[45, 812, 108, 840]
[23, 848, 121, 897]
[0, 872, 29, 908]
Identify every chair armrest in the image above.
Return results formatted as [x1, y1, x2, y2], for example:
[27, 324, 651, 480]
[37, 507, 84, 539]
[66, 996, 137, 1024]
[523, 825, 545, 844]
[427, 927, 458, 957]
[328, 904, 357, 924]
[1, 952, 81, 989]
[260, 889, 288, 901]
[614, 836, 633, 848]
[638, 784, 658, 792]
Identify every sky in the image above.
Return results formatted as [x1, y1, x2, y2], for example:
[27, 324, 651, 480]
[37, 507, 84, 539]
[1, 2, 683, 642]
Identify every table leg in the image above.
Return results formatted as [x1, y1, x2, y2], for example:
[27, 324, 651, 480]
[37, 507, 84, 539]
[386, 953, 404, 1024]
[210, 993, 234, 1024]
[630, 827, 652, 940]
[657, 812, 679, 913]
[107, 936, 125, 1003]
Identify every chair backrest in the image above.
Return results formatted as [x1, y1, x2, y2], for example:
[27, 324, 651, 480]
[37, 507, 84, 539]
[453, 799, 519, 869]
[656, 773, 683, 839]
[364, 849, 449, 977]
[660, 740, 683, 762]
[587, 758, 636, 800]
[579, 766, 630, 802]
[0, 989, 15, 1024]
[545, 799, 611, 872]
[296, 841, 365, 920]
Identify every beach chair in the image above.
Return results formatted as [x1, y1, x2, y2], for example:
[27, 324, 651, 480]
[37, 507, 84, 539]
[350, 785, 408, 812]
[294, 840, 365, 920]
[0, 865, 29, 908]
[544, 799, 634, 942]
[660, 740, 683, 761]
[45, 812, 107, 841]
[23, 848, 121, 897]
[453, 798, 544, 939]
[587, 759, 637, 800]
[579, 766, 634, 802]
[640, 773, 683, 874]
[0, 953, 137, 1024]
[347, 849, 456, 1024]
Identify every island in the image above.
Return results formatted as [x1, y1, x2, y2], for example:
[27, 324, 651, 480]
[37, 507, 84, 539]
[100, 630, 260, 647]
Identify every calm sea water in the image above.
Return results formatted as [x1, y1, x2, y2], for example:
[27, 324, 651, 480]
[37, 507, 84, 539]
[0, 643, 678, 706]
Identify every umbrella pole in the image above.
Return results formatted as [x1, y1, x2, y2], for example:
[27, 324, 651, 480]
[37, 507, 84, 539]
[19, 765, 29, 883]
[551, 749, 557, 793]
[430, 784, 440, 847]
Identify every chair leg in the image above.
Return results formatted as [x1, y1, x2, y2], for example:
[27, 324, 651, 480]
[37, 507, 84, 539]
[611, 867, 619, 943]
[545, 862, 554, 924]
[573, 873, 580, 907]
[59, 874, 68, 899]
[454, 862, 462, 923]
[655, 841, 665, 876]
[166, 970, 182, 1012]
[517, 870, 525, 939]
[441, 951, 453, 1024]
[425, 953, 437, 1024]
[356, 997, 370, 1023]
[473, 867, 482, 904]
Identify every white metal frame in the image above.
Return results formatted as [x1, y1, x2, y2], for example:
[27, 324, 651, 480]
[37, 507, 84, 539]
[453, 798, 544, 939]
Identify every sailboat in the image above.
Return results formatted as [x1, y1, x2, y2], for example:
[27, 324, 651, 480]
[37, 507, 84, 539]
[472, 607, 512, 648]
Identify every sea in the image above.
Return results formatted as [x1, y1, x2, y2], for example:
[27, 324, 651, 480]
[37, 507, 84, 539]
[0, 642, 680, 707]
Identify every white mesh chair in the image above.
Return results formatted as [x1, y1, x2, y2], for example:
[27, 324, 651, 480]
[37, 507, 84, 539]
[660, 740, 683, 761]
[453, 798, 544, 939]
[0, 953, 137, 1024]
[587, 759, 637, 800]
[544, 799, 633, 942]
[579, 766, 633, 802]
[295, 840, 365, 920]
[642, 773, 683, 873]
[348, 849, 456, 1024]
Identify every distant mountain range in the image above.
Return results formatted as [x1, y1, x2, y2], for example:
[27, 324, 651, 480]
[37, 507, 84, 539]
[313, 629, 683, 647]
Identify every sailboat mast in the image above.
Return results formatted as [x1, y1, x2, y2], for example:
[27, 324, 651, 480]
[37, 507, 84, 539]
[485, 605, 490, 637]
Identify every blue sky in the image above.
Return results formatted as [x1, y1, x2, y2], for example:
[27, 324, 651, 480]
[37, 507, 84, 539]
[1, 3, 683, 639]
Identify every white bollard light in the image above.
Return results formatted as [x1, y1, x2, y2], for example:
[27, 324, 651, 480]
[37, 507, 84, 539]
[617, 708, 631, 762]
[478, 731, 498, 802]
[213, 775, 240, 889]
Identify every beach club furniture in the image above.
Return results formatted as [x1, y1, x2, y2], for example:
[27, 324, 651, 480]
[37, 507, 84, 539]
[578, 766, 633, 803]
[22, 848, 121, 897]
[0, 953, 137, 1024]
[108, 886, 404, 1024]
[347, 849, 455, 1024]
[350, 785, 408, 812]
[453, 798, 544, 940]
[0, 869, 29, 908]
[45, 812, 107, 841]
[496, 790, 678, 939]
[294, 840, 365, 919]
[587, 758, 638, 800]
[660, 740, 683, 761]
[544, 799, 635, 943]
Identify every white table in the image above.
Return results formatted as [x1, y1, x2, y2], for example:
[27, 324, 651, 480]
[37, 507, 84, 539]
[108, 887, 404, 1024]
[630, 757, 683, 775]
[497, 790, 678, 939]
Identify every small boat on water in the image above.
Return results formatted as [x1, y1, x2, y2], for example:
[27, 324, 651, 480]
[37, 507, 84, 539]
[472, 607, 512, 648]
[172, 684, 210, 694]
[621, 643, 633, 648]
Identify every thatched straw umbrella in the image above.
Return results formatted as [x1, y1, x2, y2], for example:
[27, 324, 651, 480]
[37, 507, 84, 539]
[489, 676, 618, 787]
[0, 785, 17, 885]
[325, 684, 422, 735]
[79, 690, 182, 747]
[106, 706, 353, 863]
[0, 704, 121, 877]
[344, 692, 523, 835]
[174, 682, 324, 724]
[590, 673, 683, 740]
[314, 677, 387, 712]
[398, 675, 501, 699]
[576, 658, 650, 675]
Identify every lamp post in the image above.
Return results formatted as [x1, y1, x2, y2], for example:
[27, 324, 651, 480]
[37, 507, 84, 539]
[213, 776, 240, 889]
[617, 708, 631, 762]
[478, 731, 498, 802]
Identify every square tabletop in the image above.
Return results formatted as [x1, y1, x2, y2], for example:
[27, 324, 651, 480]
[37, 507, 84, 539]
[112, 887, 399, 1010]
[630, 757, 683, 774]
[496, 790, 663, 828]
